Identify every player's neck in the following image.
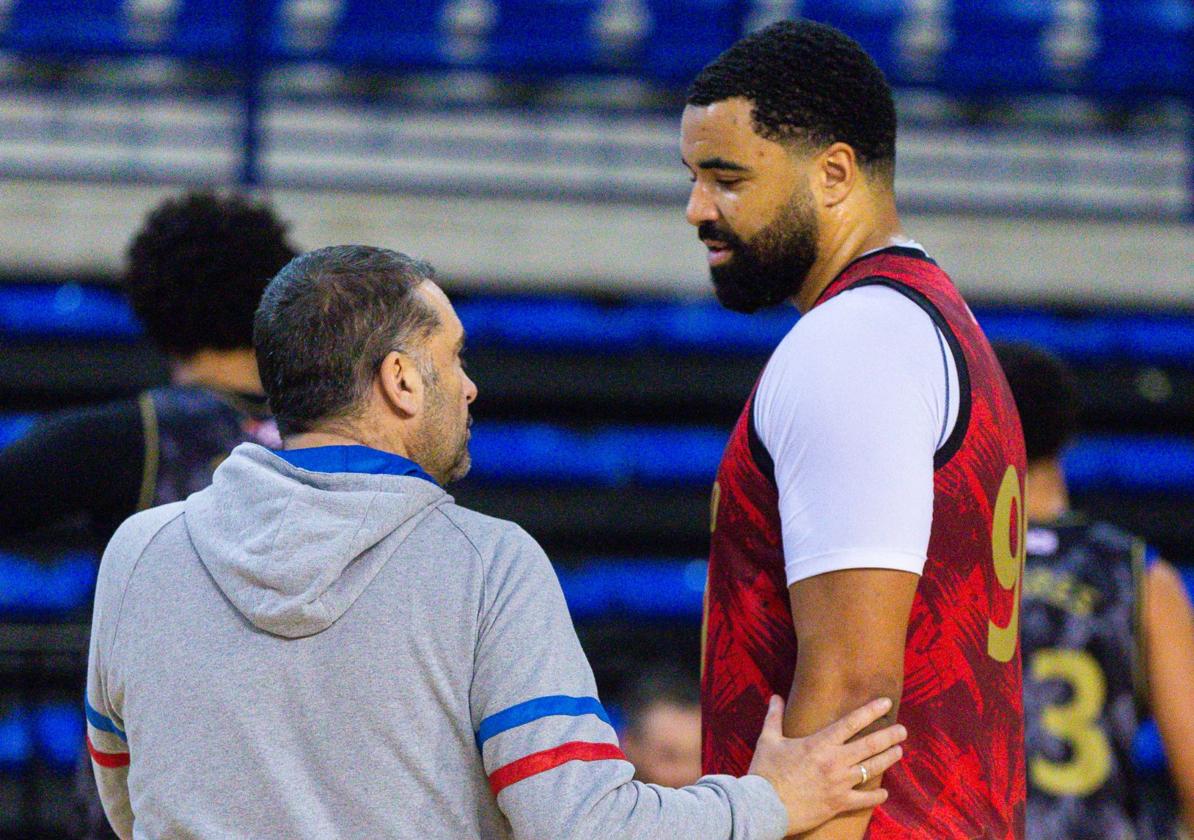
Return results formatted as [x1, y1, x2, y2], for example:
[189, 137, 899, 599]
[282, 405, 418, 463]
[792, 194, 904, 314]
[171, 348, 263, 396]
[1026, 459, 1071, 524]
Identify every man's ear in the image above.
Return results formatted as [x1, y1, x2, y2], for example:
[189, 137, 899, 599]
[816, 142, 858, 208]
[376, 350, 423, 419]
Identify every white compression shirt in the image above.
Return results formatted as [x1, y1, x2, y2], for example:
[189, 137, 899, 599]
[752, 281, 960, 586]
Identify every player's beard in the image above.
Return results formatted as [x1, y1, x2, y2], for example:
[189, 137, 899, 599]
[410, 362, 472, 485]
[703, 187, 820, 314]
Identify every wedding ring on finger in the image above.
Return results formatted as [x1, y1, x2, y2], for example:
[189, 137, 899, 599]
[857, 764, 869, 786]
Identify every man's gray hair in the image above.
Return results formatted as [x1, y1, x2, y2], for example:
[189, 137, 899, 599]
[253, 245, 440, 436]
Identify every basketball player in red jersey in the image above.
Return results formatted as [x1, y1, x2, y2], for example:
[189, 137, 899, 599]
[683, 21, 1027, 839]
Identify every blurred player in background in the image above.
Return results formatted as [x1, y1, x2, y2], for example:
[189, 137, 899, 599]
[619, 664, 702, 788]
[0, 191, 297, 539]
[684, 20, 1026, 839]
[995, 342, 1194, 840]
[0, 190, 297, 839]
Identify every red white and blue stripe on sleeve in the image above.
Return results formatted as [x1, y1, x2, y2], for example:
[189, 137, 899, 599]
[85, 696, 129, 769]
[477, 695, 625, 796]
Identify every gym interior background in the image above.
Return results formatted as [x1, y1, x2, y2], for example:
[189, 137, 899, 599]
[0, 0, 1191, 835]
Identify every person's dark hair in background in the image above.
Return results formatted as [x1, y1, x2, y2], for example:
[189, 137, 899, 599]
[994, 341, 1080, 463]
[993, 342, 1194, 839]
[0, 190, 298, 539]
[619, 664, 702, 789]
[126, 191, 297, 357]
[0, 190, 297, 840]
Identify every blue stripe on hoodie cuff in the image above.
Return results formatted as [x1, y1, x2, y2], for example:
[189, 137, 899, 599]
[85, 696, 127, 743]
[477, 696, 611, 749]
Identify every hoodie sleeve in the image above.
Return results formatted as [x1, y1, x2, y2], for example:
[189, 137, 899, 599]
[84, 504, 185, 840]
[470, 525, 787, 840]
[86, 554, 134, 840]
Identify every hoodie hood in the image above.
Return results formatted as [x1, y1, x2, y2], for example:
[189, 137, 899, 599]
[184, 443, 447, 638]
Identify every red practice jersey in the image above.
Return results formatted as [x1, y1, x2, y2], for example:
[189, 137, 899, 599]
[701, 247, 1027, 839]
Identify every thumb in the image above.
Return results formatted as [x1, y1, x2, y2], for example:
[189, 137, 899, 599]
[761, 694, 785, 736]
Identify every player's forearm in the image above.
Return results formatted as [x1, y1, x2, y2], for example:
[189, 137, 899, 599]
[781, 664, 902, 839]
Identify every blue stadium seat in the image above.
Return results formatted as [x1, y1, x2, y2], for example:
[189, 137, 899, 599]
[0, 551, 98, 616]
[798, 0, 910, 83]
[4, 0, 130, 56]
[468, 423, 628, 484]
[976, 309, 1121, 362]
[486, 0, 604, 75]
[1089, 0, 1194, 99]
[326, 0, 453, 70]
[0, 415, 35, 450]
[0, 709, 33, 771]
[641, 0, 744, 85]
[557, 559, 707, 620]
[466, 423, 726, 486]
[168, 0, 286, 61]
[941, 0, 1057, 94]
[1063, 435, 1194, 493]
[650, 299, 798, 353]
[32, 704, 83, 772]
[0, 284, 141, 340]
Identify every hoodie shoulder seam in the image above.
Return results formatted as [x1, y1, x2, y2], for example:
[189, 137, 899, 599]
[107, 507, 187, 673]
[433, 504, 493, 735]
[432, 505, 487, 565]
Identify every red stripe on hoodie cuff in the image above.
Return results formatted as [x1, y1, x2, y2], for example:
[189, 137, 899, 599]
[86, 733, 130, 768]
[488, 741, 625, 796]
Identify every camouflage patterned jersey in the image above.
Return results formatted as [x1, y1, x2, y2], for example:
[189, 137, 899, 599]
[136, 385, 279, 507]
[1022, 515, 1152, 840]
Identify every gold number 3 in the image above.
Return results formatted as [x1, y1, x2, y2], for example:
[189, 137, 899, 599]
[1029, 649, 1113, 796]
[988, 465, 1026, 663]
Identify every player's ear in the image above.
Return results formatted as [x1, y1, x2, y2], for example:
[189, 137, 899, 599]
[376, 350, 423, 419]
[817, 142, 857, 208]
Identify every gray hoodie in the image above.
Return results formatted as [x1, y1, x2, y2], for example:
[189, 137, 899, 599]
[85, 443, 787, 839]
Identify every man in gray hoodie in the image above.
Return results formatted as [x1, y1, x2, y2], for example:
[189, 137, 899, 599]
[84, 245, 906, 840]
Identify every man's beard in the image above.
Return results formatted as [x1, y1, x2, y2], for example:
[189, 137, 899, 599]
[411, 366, 471, 485]
[703, 189, 819, 314]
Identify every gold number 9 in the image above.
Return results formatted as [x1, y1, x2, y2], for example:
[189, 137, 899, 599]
[988, 465, 1025, 663]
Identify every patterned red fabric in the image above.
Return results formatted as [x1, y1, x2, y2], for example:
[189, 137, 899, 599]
[701, 248, 1027, 839]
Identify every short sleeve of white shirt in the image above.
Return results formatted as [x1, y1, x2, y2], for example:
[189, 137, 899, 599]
[753, 284, 960, 586]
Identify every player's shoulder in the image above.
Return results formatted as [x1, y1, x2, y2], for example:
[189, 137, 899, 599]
[434, 501, 546, 567]
[1074, 518, 1140, 556]
[1032, 516, 1140, 563]
[97, 502, 187, 596]
[762, 284, 942, 399]
[781, 284, 935, 357]
[108, 502, 186, 557]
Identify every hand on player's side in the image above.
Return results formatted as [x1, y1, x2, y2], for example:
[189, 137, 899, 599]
[746, 695, 906, 836]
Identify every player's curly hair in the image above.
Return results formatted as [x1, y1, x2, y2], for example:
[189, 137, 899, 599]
[124, 191, 298, 357]
[993, 342, 1082, 462]
[687, 19, 896, 183]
